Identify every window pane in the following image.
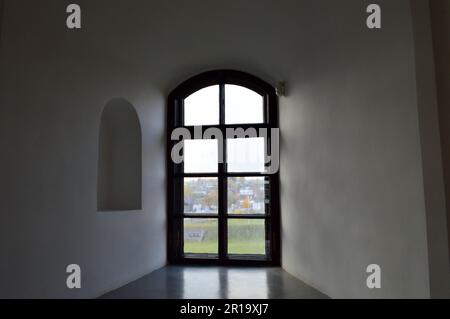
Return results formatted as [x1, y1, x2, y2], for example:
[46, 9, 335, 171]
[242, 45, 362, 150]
[227, 137, 265, 173]
[184, 178, 218, 215]
[228, 177, 266, 215]
[225, 84, 264, 124]
[184, 218, 218, 255]
[184, 85, 219, 126]
[184, 139, 218, 173]
[227, 219, 266, 255]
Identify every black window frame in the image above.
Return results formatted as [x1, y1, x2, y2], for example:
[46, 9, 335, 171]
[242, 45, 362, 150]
[167, 70, 280, 266]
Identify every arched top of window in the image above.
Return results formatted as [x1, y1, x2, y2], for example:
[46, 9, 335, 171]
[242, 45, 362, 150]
[168, 70, 278, 128]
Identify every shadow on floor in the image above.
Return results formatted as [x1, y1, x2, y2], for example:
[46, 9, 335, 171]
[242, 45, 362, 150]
[100, 266, 328, 299]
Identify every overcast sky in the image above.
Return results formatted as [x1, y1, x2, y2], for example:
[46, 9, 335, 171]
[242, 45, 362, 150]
[183, 85, 265, 173]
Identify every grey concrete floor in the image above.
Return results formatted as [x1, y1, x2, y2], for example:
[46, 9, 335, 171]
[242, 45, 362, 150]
[100, 266, 328, 299]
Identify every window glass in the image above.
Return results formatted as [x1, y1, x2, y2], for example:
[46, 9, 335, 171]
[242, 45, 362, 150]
[227, 219, 266, 255]
[184, 218, 219, 255]
[184, 139, 218, 173]
[225, 84, 264, 124]
[228, 177, 266, 215]
[184, 178, 218, 215]
[184, 85, 220, 126]
[227, 137, 265, 173]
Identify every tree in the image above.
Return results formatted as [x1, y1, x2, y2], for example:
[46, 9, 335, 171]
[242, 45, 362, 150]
[243, 197, 251, 209]
[184, 184, 194, 203]
[202, 190, 218, 208]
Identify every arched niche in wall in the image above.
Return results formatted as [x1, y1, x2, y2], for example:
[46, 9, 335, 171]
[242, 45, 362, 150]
[97, 98, 142, 211]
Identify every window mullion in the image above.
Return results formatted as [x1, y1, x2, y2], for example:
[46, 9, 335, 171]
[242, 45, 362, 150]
[218, 84, 228, 260]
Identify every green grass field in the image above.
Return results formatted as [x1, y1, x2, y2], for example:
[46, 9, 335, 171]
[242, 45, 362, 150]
[184, 219, 266, 255]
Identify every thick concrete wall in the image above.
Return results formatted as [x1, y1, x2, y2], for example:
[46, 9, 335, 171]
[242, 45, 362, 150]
[280, 0, 432, 298]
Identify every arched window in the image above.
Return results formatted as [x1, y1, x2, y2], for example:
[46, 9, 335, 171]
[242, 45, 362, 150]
[167, 70, 280, 265]
[97, 98, 142, 211]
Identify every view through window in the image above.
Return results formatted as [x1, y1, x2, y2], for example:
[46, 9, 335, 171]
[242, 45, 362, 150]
[167, 70, 280, 265]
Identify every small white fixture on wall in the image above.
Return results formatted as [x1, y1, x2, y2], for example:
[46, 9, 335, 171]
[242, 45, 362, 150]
[276, 81, 286, 97]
